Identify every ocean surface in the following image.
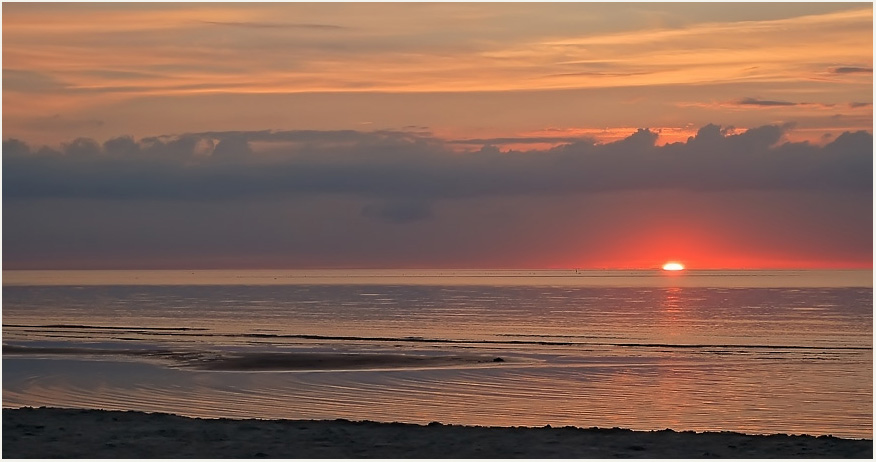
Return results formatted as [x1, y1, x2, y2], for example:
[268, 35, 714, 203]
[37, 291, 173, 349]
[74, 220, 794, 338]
[2, 269, 872, 438]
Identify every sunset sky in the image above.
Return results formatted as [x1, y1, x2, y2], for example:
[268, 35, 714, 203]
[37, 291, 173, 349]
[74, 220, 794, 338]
[3, 2, 873, 270]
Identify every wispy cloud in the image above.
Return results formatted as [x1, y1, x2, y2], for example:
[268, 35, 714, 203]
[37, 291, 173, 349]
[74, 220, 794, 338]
[680, 97, 844, 110]
[2, 4, 870, 148]
[447, 136, 591, 146]
[3, 4, 871, 98]
[736, 97, 798, 107]
[201, 20, 348, 30]
[831, 66, 873, 74]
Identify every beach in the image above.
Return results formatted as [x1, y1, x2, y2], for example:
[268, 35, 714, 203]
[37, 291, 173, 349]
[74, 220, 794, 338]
[3, 407, 872, 458]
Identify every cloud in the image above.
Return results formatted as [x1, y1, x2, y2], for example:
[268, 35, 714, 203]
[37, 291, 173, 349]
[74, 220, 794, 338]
[4, 4, 871, 101]
[543, 71, 652, 79]
[3, 124, 872, 203]
[201, 20, 348, 30]
[2, 69, 68, 93]
[831, 66, 873, 74]
[736, 97, 797, 107]
[361, 200, 433, 224]
[680, 98, 840, 110]
[732, 98, 837, 109]
[448, 136, 592, 145]
[211, 133, 253, 161]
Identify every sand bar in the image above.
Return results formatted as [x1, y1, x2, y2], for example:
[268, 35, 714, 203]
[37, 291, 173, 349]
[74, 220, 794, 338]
[3, 344, 509, 371]
[3, 407, 872, 458]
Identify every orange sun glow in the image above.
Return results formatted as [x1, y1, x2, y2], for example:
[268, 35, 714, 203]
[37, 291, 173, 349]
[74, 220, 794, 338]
[662, 262, 685, 271]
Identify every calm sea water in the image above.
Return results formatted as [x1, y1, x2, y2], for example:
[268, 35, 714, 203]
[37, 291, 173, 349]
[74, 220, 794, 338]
[2, 269, 872, 438]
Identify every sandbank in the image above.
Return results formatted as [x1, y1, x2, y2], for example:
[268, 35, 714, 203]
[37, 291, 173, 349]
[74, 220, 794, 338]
[3, 407, 872, 458]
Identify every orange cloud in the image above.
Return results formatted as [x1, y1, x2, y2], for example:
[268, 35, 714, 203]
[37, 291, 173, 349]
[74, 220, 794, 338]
[4, 5, 870, 97]
[3, 4, 870, 147]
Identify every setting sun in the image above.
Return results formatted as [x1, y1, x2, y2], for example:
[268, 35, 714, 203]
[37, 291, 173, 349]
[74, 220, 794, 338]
[662, 262, 685, 271]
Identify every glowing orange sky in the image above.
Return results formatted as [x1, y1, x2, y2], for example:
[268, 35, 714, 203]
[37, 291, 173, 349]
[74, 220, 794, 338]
[3, 3, 871, 146]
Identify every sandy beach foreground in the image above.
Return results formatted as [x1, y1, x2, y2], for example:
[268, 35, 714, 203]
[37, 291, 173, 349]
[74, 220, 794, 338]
[3, 407, 872, 458]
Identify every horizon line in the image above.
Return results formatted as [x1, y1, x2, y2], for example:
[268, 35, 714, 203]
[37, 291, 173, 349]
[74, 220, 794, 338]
[3, 267, 872, 272]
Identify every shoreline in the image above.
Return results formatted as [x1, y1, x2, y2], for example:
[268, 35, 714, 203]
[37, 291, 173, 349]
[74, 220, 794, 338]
[4, 407, 872, 458]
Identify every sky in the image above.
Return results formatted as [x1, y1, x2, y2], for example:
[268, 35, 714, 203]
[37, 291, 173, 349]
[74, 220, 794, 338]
[2, 2, 873, 270]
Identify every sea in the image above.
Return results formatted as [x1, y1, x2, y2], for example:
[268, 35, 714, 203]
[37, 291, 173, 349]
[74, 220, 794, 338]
[2, 269, 872, 439]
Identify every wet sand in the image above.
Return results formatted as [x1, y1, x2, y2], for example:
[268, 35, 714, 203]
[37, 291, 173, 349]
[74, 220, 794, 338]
[3, 407, 872, 458]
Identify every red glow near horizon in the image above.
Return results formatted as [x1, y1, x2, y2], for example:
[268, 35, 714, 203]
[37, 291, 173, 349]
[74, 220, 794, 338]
[547, 209, 873, 271]
[550, 235, 873, 270]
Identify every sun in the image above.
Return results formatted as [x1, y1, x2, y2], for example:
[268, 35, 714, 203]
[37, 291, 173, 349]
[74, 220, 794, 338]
[662, 262, 685, 271]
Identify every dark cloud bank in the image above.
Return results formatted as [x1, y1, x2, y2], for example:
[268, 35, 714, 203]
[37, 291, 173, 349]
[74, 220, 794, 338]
[3, 124, 872, 205]
[3, 124, 872, 269]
